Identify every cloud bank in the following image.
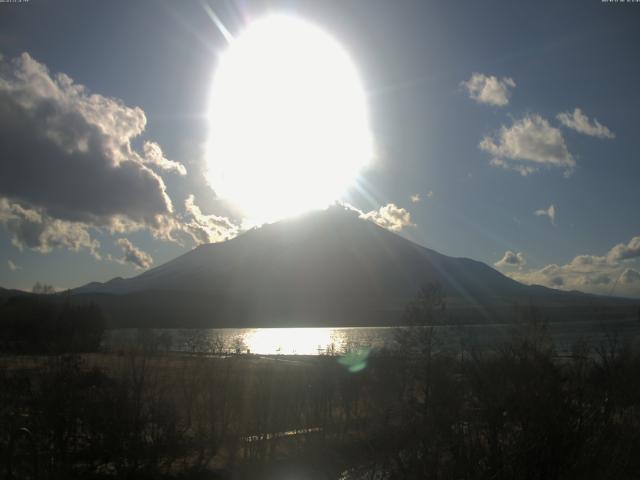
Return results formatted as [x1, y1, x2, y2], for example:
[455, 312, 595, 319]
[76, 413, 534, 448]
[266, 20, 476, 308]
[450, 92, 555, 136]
[0, 53, 181, 233]
[0, 53, 238, 260]
[507, 236, 640, 298]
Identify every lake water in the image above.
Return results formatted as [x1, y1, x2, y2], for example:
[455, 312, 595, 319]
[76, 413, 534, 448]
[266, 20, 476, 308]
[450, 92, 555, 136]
[103, 318, 640, 356]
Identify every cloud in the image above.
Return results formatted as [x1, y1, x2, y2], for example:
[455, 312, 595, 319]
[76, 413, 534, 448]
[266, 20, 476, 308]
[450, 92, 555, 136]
[461, 73, 515, 107]
[480, 114, 575, 176]
[606, 236, 640, 263]
[508, 235, 640, 297]
[0, 198, 101, 258]
[621, 268, 640, 285]
[0, 52, 182, 248]
[495, 250, 526, 269]
[7, 260, 20, 271]
[142, 141, 187, 175]
[113, 238, 153, 269]
[0, 52, 244, 260]
[410, 191, 433, 203]
[489, 157, 538, 176]
[182, 195, 239, 244]
[359, 203, 414, 232]
[534, 204, 556, 225]
[557, 108, 614, 139]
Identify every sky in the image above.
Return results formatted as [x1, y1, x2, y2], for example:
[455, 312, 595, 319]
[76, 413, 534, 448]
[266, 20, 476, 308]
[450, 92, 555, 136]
[0, 0, 639, 297]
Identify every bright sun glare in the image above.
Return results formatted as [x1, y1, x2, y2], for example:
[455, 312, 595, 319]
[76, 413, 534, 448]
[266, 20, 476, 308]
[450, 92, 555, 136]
[208, 15, 373, 224]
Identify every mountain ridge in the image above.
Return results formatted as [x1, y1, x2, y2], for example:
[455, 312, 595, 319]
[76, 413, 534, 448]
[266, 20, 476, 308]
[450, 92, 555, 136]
[71, 206, 636, 328]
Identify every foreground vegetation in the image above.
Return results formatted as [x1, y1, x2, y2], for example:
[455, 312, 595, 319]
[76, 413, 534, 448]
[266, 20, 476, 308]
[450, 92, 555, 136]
[1, 289, 639, 479]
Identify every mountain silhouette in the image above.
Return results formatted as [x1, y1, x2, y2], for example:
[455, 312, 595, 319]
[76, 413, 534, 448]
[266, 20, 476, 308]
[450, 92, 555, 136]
[73, 206, 633, 328]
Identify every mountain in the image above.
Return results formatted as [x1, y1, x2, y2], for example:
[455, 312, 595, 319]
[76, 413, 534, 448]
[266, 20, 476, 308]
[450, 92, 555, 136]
[0, 286, 31, 303]
[73, 206, 635, 328]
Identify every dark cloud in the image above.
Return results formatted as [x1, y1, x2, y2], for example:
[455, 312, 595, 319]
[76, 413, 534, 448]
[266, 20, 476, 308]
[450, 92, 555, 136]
[0, 53, 179, 234]
[550, 275, 564, 286]
[0, 52, 240, 258]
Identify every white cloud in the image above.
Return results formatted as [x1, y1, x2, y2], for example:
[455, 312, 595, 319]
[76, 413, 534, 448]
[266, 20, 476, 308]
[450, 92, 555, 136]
[410, 194, 421, 203]
[182, 195, 239, 244]
[606, 236, 640, 263]
[142, 141, 187, 175]
[508, 235, 640, 298]
[359, 203, 414, 232]
[461, 73, 515, 107]
[480, 114, 575, 176]
[495, 250, 526, 269]
[114, 238, 153, 270]
[557, 108, 614, 139]
[489, 157, 538, 176]
[0, 198, 101, 258]
[534, 204, 556, 225]
[7, 260, 20, 271]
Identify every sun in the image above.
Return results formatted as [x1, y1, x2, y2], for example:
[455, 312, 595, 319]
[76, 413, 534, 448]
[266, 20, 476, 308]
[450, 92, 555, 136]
[207, 15, 373, 224]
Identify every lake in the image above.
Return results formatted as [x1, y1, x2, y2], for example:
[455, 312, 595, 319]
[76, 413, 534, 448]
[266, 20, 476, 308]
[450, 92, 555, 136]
[103, 318, 640, 356]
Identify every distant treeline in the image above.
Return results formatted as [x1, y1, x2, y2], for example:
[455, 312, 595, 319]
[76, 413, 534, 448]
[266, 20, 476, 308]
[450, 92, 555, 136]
[0, 286, 639, 479]
[0, 294, 105, 353]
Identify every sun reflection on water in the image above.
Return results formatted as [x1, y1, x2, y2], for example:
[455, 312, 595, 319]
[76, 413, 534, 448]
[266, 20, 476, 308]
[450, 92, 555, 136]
[243, 328, 346, 355]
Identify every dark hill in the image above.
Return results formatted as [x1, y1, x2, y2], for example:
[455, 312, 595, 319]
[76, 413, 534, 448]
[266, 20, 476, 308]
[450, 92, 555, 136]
[72, 206, 636, 328]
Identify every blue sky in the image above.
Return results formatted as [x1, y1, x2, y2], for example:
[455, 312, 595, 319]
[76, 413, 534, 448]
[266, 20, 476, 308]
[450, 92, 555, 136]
[1, 0, 639, 297]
